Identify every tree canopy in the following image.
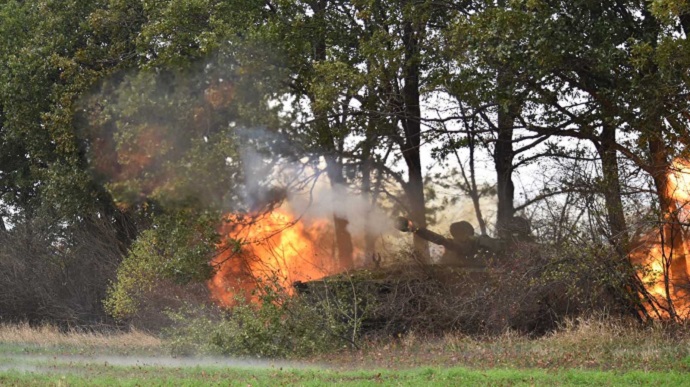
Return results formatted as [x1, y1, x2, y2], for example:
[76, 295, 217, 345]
[2, 0, 690, 325]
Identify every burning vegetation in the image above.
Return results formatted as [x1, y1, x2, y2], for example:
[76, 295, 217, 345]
[203, 157, 690, 327]
[208, 207, 344, 306]
[631, 159, 690, 321]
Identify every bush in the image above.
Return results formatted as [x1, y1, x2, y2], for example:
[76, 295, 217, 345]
[164, 275, 372, 358]
[104, 210, 220, 321]
[346, 241, 630, 338]
[0, 215, 122, 327]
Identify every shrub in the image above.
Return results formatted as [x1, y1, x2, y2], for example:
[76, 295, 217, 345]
[104, 210, 220, 320]
[348, 241, 630, 338]
[164, 275, 372, 358]
[0, 215, 122, 327]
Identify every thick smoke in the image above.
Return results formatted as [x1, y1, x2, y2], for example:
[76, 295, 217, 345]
[235, 127, 394, 239]
[288, 183, 393, 236]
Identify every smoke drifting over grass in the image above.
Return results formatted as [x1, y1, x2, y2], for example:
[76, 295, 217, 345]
[0, 354, 316, 372]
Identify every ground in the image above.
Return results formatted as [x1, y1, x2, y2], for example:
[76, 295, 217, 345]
[1, 319, 690, 386]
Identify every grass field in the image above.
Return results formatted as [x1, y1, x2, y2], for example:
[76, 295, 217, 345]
[2, 319, 690, 386]
[2, 363, 689, 386]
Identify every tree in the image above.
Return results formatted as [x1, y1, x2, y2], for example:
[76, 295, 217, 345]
[83, 0, 291, 317]
[0, 0, 148, 324]
[473, 0, 690, 319]
[349, 0, 459, 259]
[258, 0, 363, 268]
[0, 0, 149, 235]
[441, 0, 550, 237]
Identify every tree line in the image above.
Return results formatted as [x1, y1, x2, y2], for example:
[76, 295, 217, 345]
[1, 0, 689, 325]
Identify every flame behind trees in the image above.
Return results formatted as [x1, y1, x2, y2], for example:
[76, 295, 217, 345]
[631, 160, 690, 320]
[208, 208, 337, 306]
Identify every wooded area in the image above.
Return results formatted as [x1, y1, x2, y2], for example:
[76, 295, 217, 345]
[1, 0, 690, 337]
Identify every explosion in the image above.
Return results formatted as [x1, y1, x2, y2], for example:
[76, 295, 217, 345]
[631, 159, 690, 320]
[208, 207, 340, 306]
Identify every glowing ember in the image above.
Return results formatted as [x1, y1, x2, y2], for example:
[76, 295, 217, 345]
[208, 208, 339, 306]
[631, 159, 690, 320]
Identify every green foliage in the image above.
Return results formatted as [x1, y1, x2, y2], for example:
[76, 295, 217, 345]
[0, 0, 150, 216]
[165, 275, 373, 358]
[82, 65, 246, 210]
[105, 210, 221, 320]
[650, 0, 690, 23]
[3, 0, 690, 333]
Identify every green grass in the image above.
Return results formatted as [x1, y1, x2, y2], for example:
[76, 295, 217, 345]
[1, 364, 688, 386]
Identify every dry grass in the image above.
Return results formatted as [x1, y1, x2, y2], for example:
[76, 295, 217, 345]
[2, 316, 690, 373]
[0, 323, 162, 352]
[319, 315, 690, 371]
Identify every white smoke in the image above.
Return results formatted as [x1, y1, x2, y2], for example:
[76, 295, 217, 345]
[287, 182, 393, 237]
[235, 128, 394, 238]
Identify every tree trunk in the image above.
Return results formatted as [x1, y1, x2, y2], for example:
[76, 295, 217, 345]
[649, 133, 690, 287]
[467, 132, 487, 235]
[447, 120, 487, 234]
[403, 157, 428, 260]
[309, 0, 355, 269]
[493, 0, 516, 240]
[595, 123, 648, 320]
[400, 19, 429, 261]
[325, 155, 355, 270]
[361, 157, 376, 261]
[361, 131, 378, 263]
[494, 90, 518, 238]
[359, 56, 384, 265]
[596, 124, 629, 253]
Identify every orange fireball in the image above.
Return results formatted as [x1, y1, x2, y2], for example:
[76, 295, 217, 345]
[208, 208, 338, 306]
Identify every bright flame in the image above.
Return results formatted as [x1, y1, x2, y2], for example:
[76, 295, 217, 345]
[668, 159, 690, 225]
[631, 158, 690, 320]
[208, 207, 339, 306]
